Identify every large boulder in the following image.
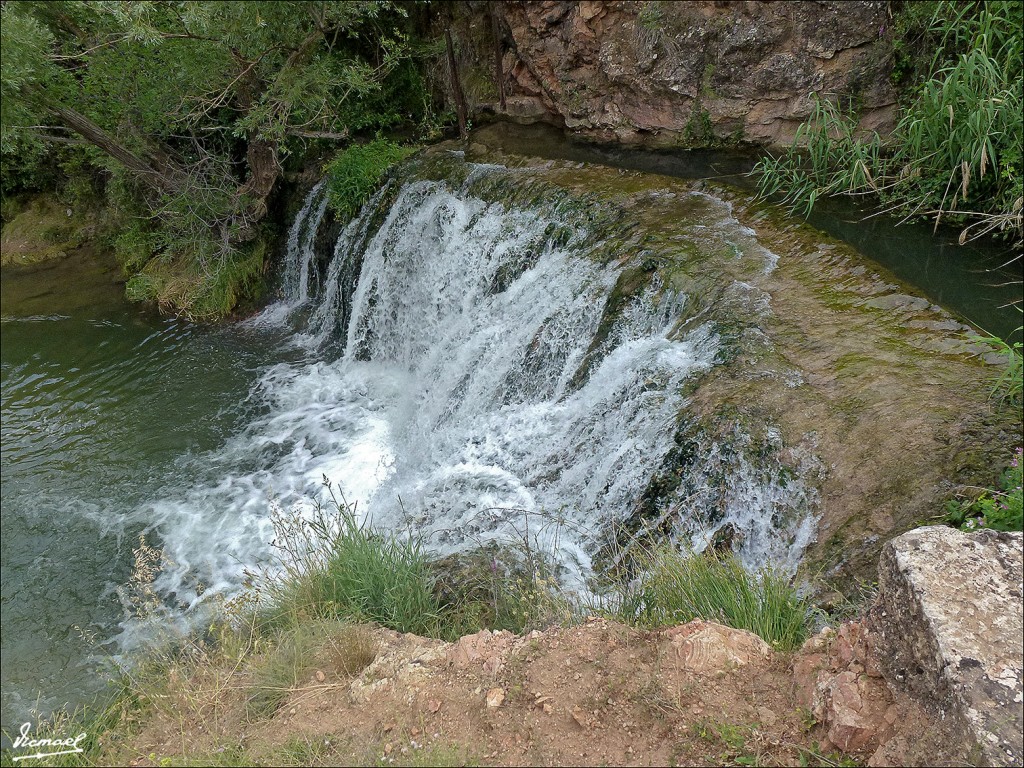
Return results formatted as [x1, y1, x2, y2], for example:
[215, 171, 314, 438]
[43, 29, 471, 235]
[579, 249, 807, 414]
[871, 526, 1024, 766]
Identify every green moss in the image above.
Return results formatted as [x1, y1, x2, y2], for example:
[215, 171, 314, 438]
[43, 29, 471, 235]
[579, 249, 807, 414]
[324, 139, 418, 221]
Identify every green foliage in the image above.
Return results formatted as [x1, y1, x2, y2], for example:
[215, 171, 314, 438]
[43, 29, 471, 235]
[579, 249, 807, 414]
[945, 447, 1023, 532]
[258, 483, 442, 636]
[323, 138, 416, 220]
[124, 236, 266, 319]
[623, 547, 811, 651]
[0, 1, 434, 317]
[970, 325, 1023, 405]
[754, 1, 1023, 245]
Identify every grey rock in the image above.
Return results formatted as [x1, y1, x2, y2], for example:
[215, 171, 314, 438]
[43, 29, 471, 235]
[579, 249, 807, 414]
[872, 526, 1024, 766]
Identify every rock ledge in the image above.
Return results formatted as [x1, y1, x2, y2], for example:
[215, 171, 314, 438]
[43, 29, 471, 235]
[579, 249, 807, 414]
[871, 526, 1024, 766]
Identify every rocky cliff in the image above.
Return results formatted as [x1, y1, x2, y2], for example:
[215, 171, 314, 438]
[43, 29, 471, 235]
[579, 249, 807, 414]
[447, 0, 898, 147]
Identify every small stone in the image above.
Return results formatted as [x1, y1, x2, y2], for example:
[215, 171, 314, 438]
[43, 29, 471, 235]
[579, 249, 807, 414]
[756, 706, 778, 727]
[315, 670, 326, 682]
[486, 687, 505, 708]
[428, 698, 443, 713]
[542, 703, 553, 713]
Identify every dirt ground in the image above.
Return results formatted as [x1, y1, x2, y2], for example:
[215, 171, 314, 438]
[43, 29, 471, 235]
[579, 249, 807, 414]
[112, 617, 952, 767]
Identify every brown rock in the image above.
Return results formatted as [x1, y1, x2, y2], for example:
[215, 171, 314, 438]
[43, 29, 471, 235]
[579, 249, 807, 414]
[663, 620, 771, 673]
[452, 0, 896, 148]
[813, 670, 894, 753]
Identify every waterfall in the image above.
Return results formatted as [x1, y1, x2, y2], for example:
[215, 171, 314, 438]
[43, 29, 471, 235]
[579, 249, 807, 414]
[130, 156, 815, 625]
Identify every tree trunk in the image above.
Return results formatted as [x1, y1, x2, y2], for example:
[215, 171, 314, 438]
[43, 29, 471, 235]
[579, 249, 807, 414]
[232, 138, 282, 241]
[47, 103, 182, 192]
[445, 27, 468, 140]
[490, 2, 506, 111]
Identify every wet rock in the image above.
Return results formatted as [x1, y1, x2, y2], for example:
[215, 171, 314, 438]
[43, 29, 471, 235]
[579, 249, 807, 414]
[871, 526, 1024, 766]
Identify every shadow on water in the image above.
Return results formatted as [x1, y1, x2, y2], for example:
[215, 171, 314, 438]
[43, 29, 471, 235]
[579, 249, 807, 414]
[471, 121, 1022, 342]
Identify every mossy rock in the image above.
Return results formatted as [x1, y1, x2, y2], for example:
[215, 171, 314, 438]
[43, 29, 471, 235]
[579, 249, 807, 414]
[0, 194, 83, 266]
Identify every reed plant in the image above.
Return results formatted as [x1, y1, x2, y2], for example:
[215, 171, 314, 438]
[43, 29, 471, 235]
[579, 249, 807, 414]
[754, 0, 1023, 245]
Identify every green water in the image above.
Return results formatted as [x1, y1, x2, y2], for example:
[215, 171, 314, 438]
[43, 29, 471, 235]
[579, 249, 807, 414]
[0, 250, 294, 730]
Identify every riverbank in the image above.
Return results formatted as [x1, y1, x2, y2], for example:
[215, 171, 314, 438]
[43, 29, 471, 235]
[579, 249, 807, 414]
[7, 525, 1020, 768]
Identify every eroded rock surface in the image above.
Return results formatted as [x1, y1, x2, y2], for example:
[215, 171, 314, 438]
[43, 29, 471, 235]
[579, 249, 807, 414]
[451, 1, 897, 147]
[871, 526, 1024, 766]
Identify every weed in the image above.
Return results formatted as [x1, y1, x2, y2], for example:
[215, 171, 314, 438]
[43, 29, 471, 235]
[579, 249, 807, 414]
[324, 139, 416, 221]
[970, 325, 1023, 405]
[944, 446, 1023, 532]
[256, 482, 442, 637]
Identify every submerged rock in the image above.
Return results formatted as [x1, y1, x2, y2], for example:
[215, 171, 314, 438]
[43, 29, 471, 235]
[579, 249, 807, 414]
[871, 526, 1024, 766]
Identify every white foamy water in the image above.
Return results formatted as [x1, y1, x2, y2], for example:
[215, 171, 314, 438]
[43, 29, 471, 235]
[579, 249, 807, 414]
[123, 162, 816, 637]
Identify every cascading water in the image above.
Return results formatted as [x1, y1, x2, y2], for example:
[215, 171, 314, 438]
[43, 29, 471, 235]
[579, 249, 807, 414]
[131, 154, 808, 609]
[109, 152, 817, 647]
[3, 145, 1010, 735]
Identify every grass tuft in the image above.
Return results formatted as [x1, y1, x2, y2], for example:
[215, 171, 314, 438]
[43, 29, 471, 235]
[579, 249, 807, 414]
[625, 546, 811, 651]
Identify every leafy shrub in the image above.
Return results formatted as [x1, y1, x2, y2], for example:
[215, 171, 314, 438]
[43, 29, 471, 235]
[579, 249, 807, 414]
[323, 138, 416, 221]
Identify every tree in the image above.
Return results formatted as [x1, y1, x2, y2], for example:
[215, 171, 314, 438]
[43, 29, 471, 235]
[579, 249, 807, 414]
[1, 0, 413, 316]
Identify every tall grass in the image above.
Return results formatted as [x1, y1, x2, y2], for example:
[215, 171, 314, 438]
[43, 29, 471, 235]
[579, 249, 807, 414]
[258, 485, 442, 637]
[753, 0, 1023, 246]
[624, 546, 811, 651]
[970, 324, 1024, 405]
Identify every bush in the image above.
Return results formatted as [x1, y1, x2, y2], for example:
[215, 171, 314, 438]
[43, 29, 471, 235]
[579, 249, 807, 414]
[945, 447, 1023, 532]
[259, 487, 441, 637]
[323, 138, 416, 220]
[623, 547, 811, 651]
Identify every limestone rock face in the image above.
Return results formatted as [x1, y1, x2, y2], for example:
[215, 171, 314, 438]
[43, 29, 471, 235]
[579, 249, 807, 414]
[452, 1, 897, 147]
[871, 526, 1024, 766]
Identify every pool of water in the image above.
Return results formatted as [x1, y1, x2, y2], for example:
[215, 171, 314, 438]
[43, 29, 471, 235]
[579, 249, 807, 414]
[0, 250, 300, 731]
